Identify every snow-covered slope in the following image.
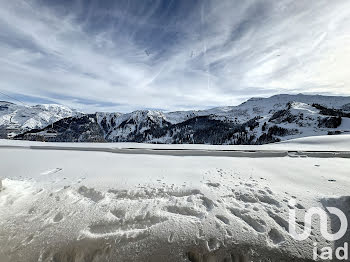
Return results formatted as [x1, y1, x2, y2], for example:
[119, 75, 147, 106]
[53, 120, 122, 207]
[14, 94, 350, 144]
[0, 101, 78, 138]
[97, 110, 170, 141]
[166, 93, 350, 123]
[0, 136, 349, 262]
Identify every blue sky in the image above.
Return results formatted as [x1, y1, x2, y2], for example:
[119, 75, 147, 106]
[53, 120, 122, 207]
[1, 0, 350, 113]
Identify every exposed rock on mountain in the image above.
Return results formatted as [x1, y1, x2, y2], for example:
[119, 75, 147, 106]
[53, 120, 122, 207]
[18, 114, 105, 142]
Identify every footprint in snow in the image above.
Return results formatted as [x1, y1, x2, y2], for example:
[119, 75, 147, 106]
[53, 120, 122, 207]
[216, 215, 230, 225]
[164, 205, 204, 218]
[206, 182, 220, 188]
[229, 207, 267, 233]
[53, 212, 64, 222]
[268, 228, 285, 245]
[88, 213, 167, 236]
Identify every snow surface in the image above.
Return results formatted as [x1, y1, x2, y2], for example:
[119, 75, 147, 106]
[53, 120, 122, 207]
[1, 134, 350, 151]
[0, 136, 350, 261]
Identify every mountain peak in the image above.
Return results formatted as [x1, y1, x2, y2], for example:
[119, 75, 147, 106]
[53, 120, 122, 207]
[0, 102, 77, 138]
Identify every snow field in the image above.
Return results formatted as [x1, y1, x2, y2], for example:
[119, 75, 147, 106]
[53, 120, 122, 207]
[0, 136, 349, 261]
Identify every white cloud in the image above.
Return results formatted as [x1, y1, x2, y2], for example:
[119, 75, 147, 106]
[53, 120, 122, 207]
[0, 0, 349, 113]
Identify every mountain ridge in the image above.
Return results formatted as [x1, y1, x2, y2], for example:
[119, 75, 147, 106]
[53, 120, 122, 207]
[6, 94, 350, 144]
[0, 101, 79, 138]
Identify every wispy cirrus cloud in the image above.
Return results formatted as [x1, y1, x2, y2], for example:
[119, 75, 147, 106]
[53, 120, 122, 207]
[0, 0, 350, 112]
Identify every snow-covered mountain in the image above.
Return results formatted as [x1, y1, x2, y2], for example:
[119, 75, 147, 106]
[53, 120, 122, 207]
[0, 101, 78, 138]
[12, 94, 350, 144]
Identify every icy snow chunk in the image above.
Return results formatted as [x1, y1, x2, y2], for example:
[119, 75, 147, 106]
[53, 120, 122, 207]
[40, 168, 62, 176]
